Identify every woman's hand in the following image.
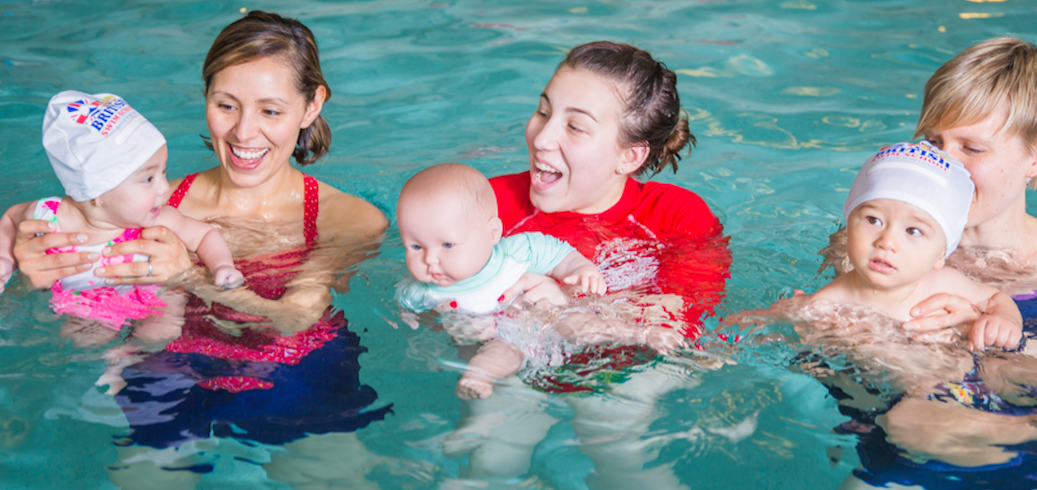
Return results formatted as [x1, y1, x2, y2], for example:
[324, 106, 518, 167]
[903, 292, 1022, 350]
[94, 226, 192, 285]
[12, 219, 98, 290]
[501, 273, 568, 307]
[902, 292, 981, 333]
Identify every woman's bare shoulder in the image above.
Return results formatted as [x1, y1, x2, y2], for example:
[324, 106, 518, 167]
[315, 181, 388, 240]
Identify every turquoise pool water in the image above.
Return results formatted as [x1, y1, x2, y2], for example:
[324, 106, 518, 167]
[2, 1, 1036, 488]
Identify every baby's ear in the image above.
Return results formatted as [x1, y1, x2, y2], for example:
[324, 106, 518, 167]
[933, 255, 946, 270]
[488, 217, 503, 245]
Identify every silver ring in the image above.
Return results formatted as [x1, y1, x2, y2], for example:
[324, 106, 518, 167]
[147, 259, 153, 278]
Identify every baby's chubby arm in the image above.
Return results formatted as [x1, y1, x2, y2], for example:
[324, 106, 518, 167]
[969, 290, 1022, 351]
[908, 268, 1021, 351]
[155, 206, 243, 289]
[0, 202, 36, 291]
[549, 250, 607, 296]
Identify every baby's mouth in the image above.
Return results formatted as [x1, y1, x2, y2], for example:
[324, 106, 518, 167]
[869, 258, 895, 272]
[534, 162, 562, 185]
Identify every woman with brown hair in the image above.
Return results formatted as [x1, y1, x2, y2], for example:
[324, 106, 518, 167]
[14, 11, 391, 487]
[448, 41, 730, 489]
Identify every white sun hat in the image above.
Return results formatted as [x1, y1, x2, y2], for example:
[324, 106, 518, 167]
[42, 90, 166, 202]
[844, 141, 974, 257]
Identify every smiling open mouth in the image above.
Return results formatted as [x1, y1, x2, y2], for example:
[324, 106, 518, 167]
[231, 146, 269, 161]
[534, 162, 562, 184]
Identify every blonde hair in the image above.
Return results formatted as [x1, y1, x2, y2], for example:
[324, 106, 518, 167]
[916, 37, 1037, 156]
[398, 164, 498, 221]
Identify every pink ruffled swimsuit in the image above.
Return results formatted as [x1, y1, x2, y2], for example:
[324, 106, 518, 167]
[36, 197, 165, 330]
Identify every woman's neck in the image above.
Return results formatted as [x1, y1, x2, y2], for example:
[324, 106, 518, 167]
[206, 164, 305, 222]
[960, 196, 1037, 255]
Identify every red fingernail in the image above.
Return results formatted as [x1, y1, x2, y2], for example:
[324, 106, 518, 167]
[449, 301, 457, 308]
[498, 295, 505, 302]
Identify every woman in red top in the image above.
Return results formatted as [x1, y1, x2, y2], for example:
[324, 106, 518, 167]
[450, 42, 730, 489]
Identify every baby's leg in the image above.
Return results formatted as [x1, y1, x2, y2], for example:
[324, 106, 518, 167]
[879, 396, 1037, 467]
[567, 360, 696, 490]
[443, 380, 559, 482]
[108, 443, 204, 490]
[266, 432, 389, 490]
[60, 316, 119, 347]
[976, 352, 1037, 406]
[456, 340, 525, 399]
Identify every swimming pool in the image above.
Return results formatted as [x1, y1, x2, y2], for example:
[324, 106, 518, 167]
[2, 0, 1036, 488]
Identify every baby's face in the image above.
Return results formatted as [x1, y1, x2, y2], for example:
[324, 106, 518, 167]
[101, 145, 170, 228]
[398, 194, 499, 287]
[846, 199, 947, 291]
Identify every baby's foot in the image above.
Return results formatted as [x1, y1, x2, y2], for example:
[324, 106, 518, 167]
[456, 374, 494, 400]
[214, 266, 244, 290]
[646, 326, 686, 354]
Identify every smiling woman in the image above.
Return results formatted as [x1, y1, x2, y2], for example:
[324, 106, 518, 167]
[4, 11, 393, 488]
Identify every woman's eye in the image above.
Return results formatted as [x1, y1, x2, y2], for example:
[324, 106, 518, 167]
[568, 123, 584, 133]
[443, 243, 454, 249]
[218, 103, 235, 111]
[536, 109, 549, 118]
[906, 227, 923, 237]
[263, 109, 281, 116]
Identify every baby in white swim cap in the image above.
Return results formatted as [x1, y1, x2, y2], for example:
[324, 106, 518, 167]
[0, 90, 243, 330]
[810, 141, 1020, 349]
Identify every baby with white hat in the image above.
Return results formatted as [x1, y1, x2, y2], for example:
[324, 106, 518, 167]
[810, 141, 1020, 349]
[0, 91, 243, 329]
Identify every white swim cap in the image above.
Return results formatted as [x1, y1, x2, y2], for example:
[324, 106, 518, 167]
[843, 141, 974, 257]
[42, 91, 166, 202]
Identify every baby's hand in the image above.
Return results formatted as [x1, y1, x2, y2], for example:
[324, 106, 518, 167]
[456, 375, 495, 400]
[0, 257, 14, 294]
[214, 265, 244, 290]
[562, 264, 607, 296]
[968, 312, 1022, 351]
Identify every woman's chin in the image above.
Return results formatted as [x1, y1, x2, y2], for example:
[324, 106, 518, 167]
[529, 191, 566, 214]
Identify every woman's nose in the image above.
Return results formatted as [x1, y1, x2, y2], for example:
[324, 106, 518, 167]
[233, 111, 258, 143]
[531, 118, 560, 152]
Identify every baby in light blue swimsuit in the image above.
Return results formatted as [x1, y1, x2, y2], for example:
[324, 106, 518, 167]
[395, 163, 606, 398]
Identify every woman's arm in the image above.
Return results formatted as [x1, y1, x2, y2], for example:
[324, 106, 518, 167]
[905, 271, 1022, 350]
[192, 188, 387, 333]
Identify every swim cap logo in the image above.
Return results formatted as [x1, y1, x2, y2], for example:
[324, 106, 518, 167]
[68, 96, 135, 138]
[66, 100, 100, 124]
[872, 142, 952, 173]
